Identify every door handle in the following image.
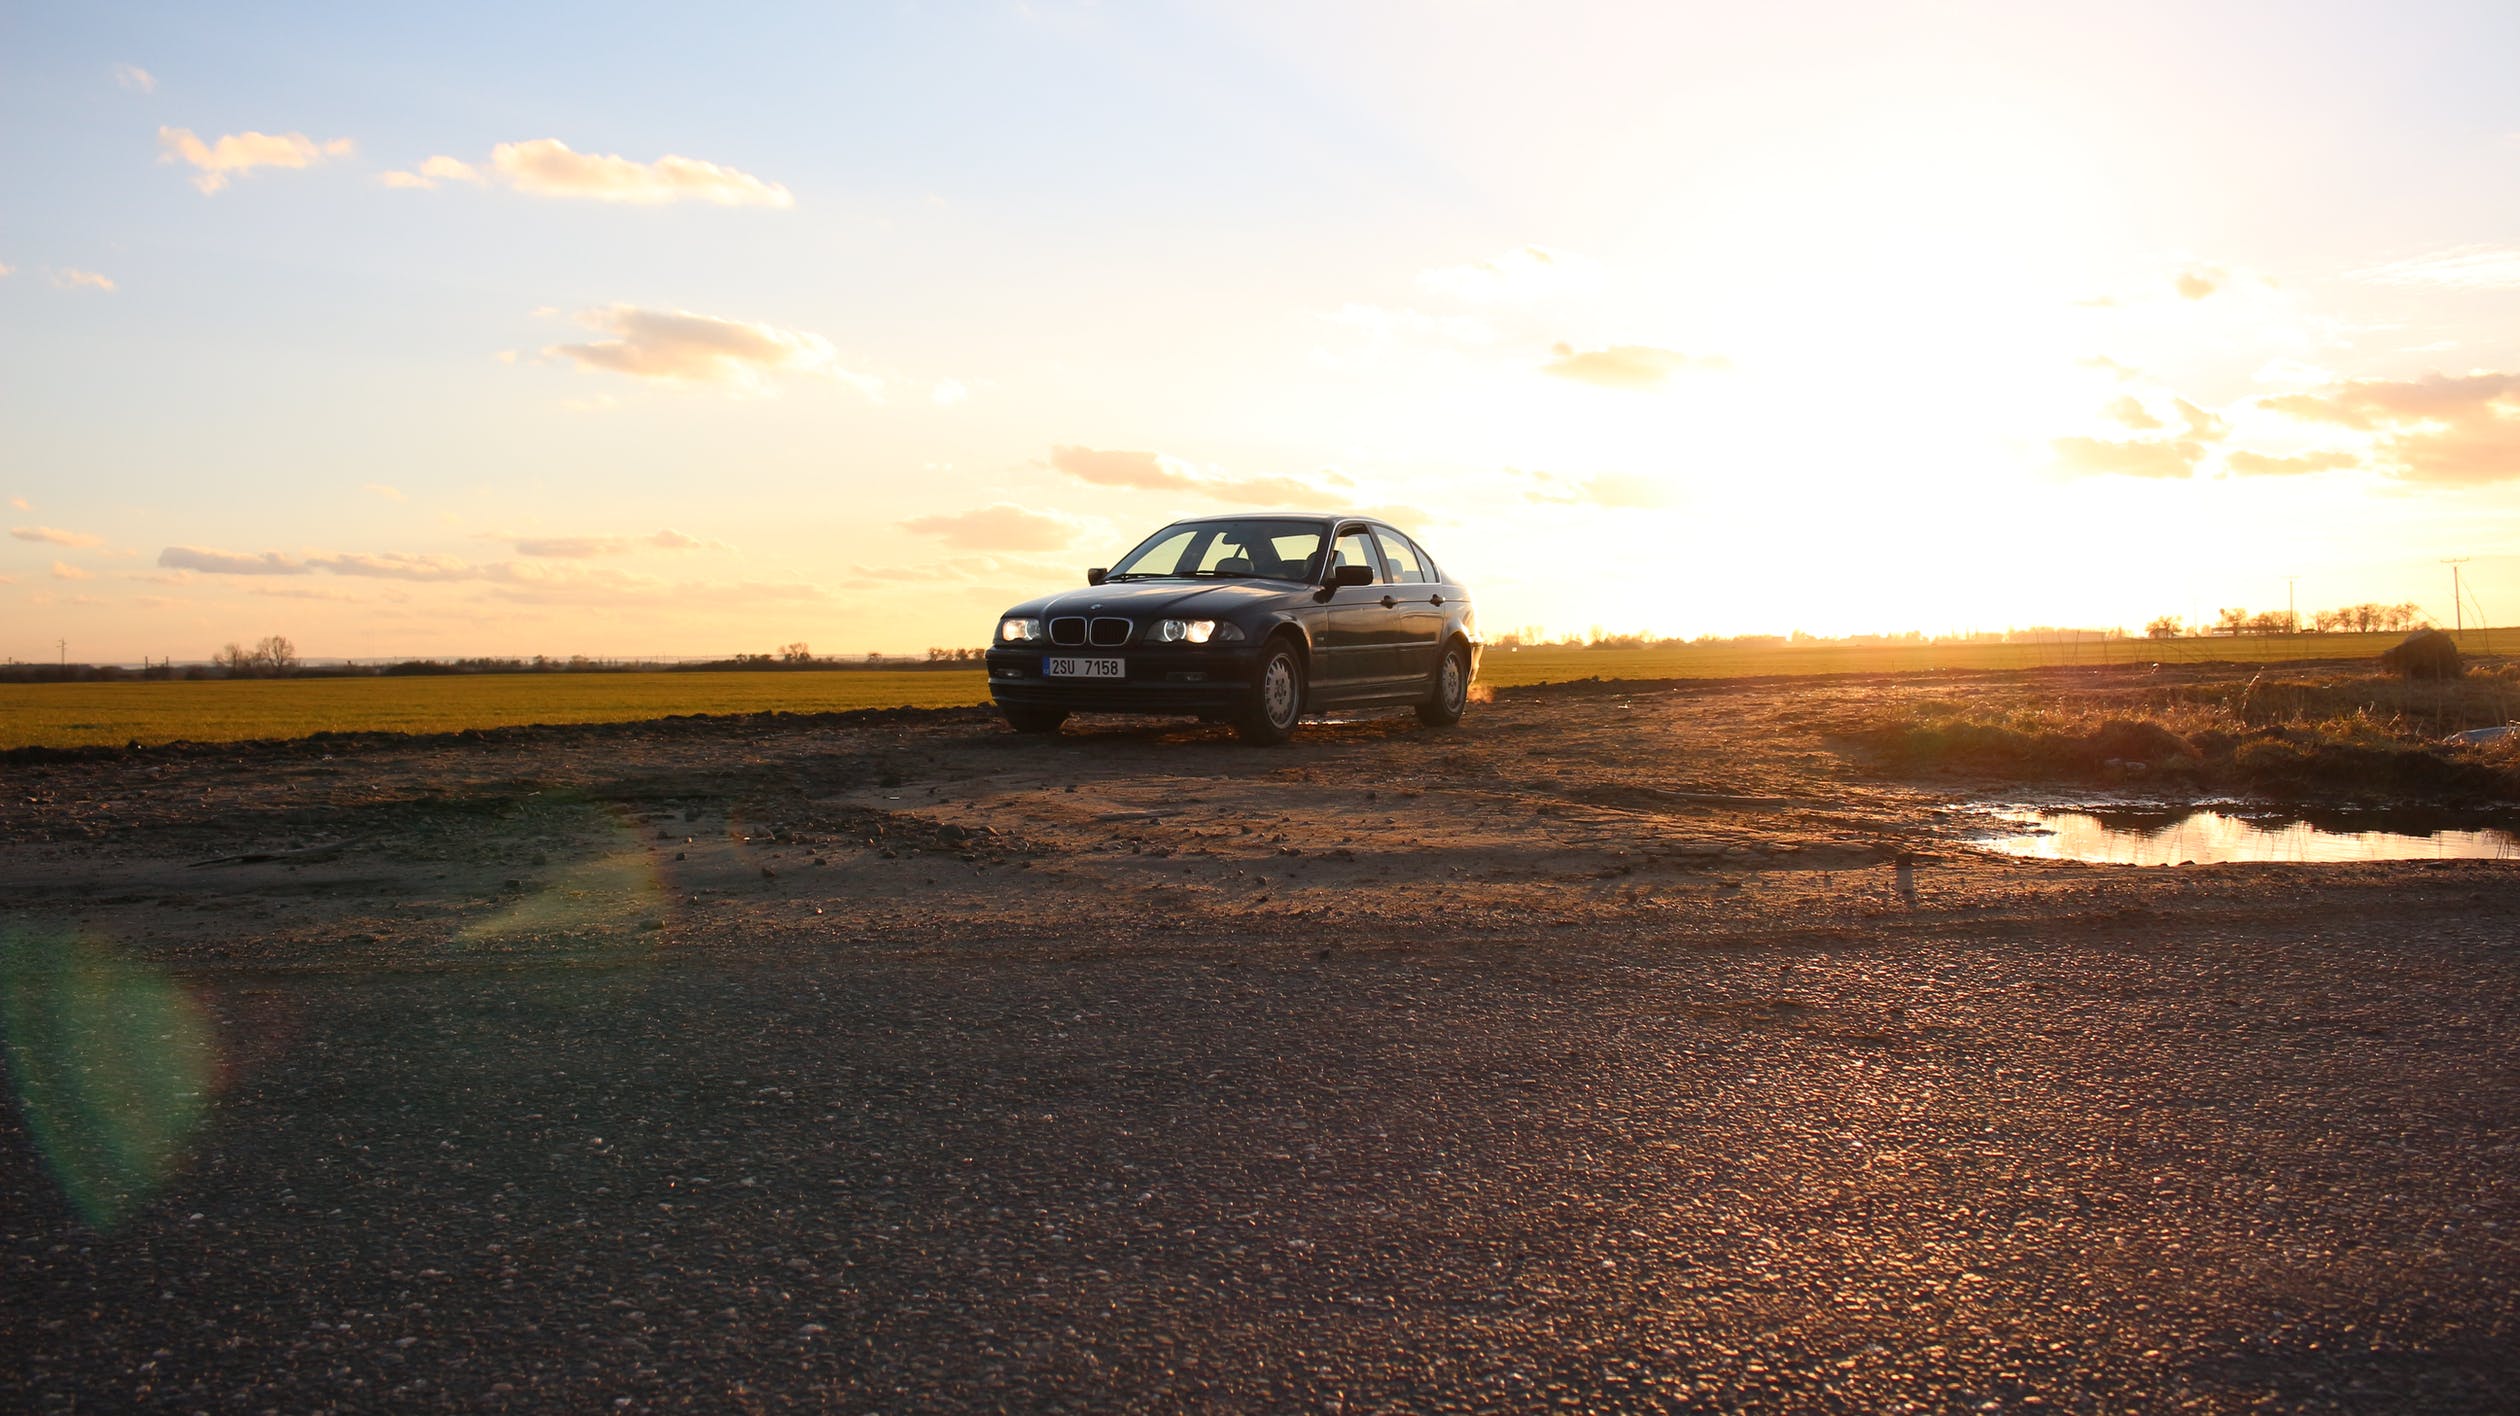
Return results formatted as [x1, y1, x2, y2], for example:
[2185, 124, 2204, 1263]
[1379, 595, 1396, 607]
[1430, 595, 1444, 605]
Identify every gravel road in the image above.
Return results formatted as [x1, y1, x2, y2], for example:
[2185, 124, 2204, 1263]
[4, 670, 2516, 1411]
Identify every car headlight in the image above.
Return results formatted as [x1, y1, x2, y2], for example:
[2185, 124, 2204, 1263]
[1150, 619, 1244, 644]
[997, 617, 1042, 643]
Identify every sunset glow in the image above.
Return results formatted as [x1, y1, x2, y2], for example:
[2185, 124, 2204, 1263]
[4, 1, 2516, 660]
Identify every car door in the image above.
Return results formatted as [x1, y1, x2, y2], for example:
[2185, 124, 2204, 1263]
[1314, 526, 1392, 693]
[1371, 526, 1444, 684]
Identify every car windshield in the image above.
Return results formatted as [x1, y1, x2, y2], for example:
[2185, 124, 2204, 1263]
[1105, 519, 1330, 581]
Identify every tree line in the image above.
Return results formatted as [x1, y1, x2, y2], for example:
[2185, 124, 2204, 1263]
[2143, 603, 2430, 638]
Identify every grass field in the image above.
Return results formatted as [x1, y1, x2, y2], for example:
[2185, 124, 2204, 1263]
[1, 630, 2505, 750]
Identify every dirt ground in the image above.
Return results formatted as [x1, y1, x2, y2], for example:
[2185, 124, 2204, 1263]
[3, 665, 2516, 1412]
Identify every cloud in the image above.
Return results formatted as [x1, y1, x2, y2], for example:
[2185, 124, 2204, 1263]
[2173, 265, 2225, 300]
[1541, 342, 1728, 390]
[2051, 436, 2207, 479]
[11, 525, 104, 547]
[1046, 444, 1351, 507]
[1513, 468, 1670, 508]
[2351, 245, 2520, 291]
[2259, 372, 2520, 483]
[386, 138, 791, 206]
[0, 260, 11, 278]
[544, 305, 865, 393]
[50, 561, 93, 581]
[2103, 395, 2162, 431]
[901, 504, 1085, 551]
[158, 546, 307, 575]
[8, 497, 28, 510]
[114, 63, 156, 94]
[1419, 246, 1593, 303]
[2225, 450, 2361, 477]
[930, 379, 969, 407]
[307, 551, 480, 581]
[492, 530, 720, 558]
[2174, 398, 2229, 441]
[362, 482, 405, 502]
[157, 126, 353, 194]
[53, 268, 115, 293]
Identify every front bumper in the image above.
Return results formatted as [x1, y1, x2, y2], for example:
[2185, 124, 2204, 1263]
[985, 643, 1263, 715]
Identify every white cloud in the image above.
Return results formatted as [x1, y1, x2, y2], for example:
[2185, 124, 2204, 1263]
[50, 561, 93, 581]
[1419, 245, 1594, 303]
[362, 482, 405, 502]
[2350, 245, 2520, 291]
[931, 379, 969, 407]
[114, 63, 156, 94]
[11, 525, 104, 547]
[1513, 468, 1671, 508]
[901, 504, 1087, 551]
[8, 497, 28, 511]
[2174, 264, 2226, 300]
[1540, 342, 1729, 389]
[2051, 435, 2207, 479]
[543, 305, 869, 393]
[52, 268, 115, 293]
[158, 126, 354, 194]
[1047, 444, 1351, 506]
[387, 139, 790, 206]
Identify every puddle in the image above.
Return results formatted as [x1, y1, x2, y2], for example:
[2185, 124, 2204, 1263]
[1974, 809, 2520, 865]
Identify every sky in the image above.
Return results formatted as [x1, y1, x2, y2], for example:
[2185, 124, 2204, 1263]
[3, 0, 2517, 662]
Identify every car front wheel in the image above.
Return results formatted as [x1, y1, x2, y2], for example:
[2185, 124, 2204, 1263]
[1416, 642, 1470, 727]
[1237, 641, 1304, 745]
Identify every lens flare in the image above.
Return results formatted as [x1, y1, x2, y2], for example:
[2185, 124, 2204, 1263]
[1, 928, 214, 1230]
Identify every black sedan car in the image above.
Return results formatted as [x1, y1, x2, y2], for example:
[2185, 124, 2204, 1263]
[985, 514, 1481, 743]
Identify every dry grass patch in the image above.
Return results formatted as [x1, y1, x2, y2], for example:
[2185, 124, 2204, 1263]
[1843, 666, 2520, 801]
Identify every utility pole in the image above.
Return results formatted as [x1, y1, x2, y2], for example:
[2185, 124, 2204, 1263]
[2284, 576, 2298, 634]
[2445, 558, 2470, 638]
[57, 639, 66, 669]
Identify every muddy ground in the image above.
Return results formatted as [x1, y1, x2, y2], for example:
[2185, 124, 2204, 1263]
[3, 665, 2515, 1412]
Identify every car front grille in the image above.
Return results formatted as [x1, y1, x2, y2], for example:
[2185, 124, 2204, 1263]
[1049, 616, 1086, 646]
[1089, 617, 1132, 647]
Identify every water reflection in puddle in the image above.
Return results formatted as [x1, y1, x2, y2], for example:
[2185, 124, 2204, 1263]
[1976, 810, 2520, 865]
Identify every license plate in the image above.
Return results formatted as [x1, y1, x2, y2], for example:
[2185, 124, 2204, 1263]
[1045, 656, 1124, 679]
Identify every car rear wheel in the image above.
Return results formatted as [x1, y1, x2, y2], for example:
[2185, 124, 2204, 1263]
[1416, 642, 1470, 726]
[1002, 705, 1068, 734]
[1237, 641, 1304, 745]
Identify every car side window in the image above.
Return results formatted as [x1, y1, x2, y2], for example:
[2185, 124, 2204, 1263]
[1373, 529, 1430, 584]
[1331, 529, 1383, 583]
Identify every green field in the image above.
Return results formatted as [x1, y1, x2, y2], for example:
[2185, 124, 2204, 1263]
[1, 630, 2502, 750]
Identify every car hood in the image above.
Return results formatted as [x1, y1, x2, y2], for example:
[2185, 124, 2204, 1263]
[1004, 579, 1302, 620]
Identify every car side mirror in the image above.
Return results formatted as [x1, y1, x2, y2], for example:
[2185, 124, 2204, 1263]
[1086, 567, 1109, 585]
[1329, 564, 1374, 587]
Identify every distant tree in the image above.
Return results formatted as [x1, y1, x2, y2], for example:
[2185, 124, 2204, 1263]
[214, 642, 254, 675]
[779, 641, 814, 664]
[2211, 608, 2249, 636]
[2245, 611, 2292, 636]
[254, 635, 298, 675]
[2145, 615, 2185, 639]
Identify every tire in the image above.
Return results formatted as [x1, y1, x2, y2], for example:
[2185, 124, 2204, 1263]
[1001, 705, 1068, 734]
[1236, 640, 1305, 745]
[1415, 642, 1470, 727]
